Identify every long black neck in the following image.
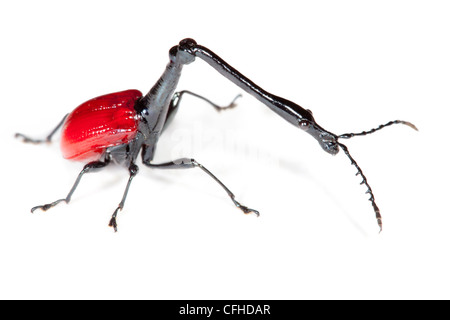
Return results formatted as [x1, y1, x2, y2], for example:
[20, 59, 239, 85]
[191, 45, 314, 125]
[135, 59, 184, 133]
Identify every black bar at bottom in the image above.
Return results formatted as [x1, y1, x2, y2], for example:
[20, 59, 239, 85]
[145, 300, 309, 318]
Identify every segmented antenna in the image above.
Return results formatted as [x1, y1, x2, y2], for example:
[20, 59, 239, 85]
[337, 142, 382, 232]
[339, 120, 417, 139]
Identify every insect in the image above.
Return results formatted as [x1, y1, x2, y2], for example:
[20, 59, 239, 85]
[16, 38, 416, 232]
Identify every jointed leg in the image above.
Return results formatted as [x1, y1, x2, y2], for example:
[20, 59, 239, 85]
[173, 90, 241, 112]
[144, 158, 259, 216]
[16, 114, 69, 144]
[108, 163, 139, 232]
[31, 158, 110, 213]
[163, 91, 241, 130]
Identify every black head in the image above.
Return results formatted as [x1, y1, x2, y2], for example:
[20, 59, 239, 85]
[301, 118, 416, 232]
[299, 118, 340, 155]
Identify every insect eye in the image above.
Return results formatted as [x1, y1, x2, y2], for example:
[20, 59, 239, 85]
[299, 119, 310, 130]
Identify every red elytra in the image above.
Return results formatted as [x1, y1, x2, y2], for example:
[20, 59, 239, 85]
[60, 89, 142, 162]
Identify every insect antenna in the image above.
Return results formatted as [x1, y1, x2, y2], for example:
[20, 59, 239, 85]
[338, 120, 417, 139]
[337, 142, 382, 232]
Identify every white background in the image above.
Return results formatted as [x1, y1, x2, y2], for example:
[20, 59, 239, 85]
[0, 0, 448, 300]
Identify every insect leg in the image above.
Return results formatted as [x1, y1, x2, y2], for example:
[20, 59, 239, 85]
[31, 158, 110, 213]
[108, 163, 139, 232]
[143, 158, 259, 216]
[15, 114, 69, 144]
[172, 90, 241, 112]
[163, 90, 241, 131]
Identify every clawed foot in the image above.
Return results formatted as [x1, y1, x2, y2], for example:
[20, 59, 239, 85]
[108, 216, 118, 232]
[241, 206, 260, 217]
[15, 133, 49, 144]
[108, 207, 122, 232]
[215, 94, 242, 112]
[31, 199, 67, 213]
[234, 200, 260, 217]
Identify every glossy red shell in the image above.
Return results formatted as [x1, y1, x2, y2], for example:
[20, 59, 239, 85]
[61, 89, 142, 162]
